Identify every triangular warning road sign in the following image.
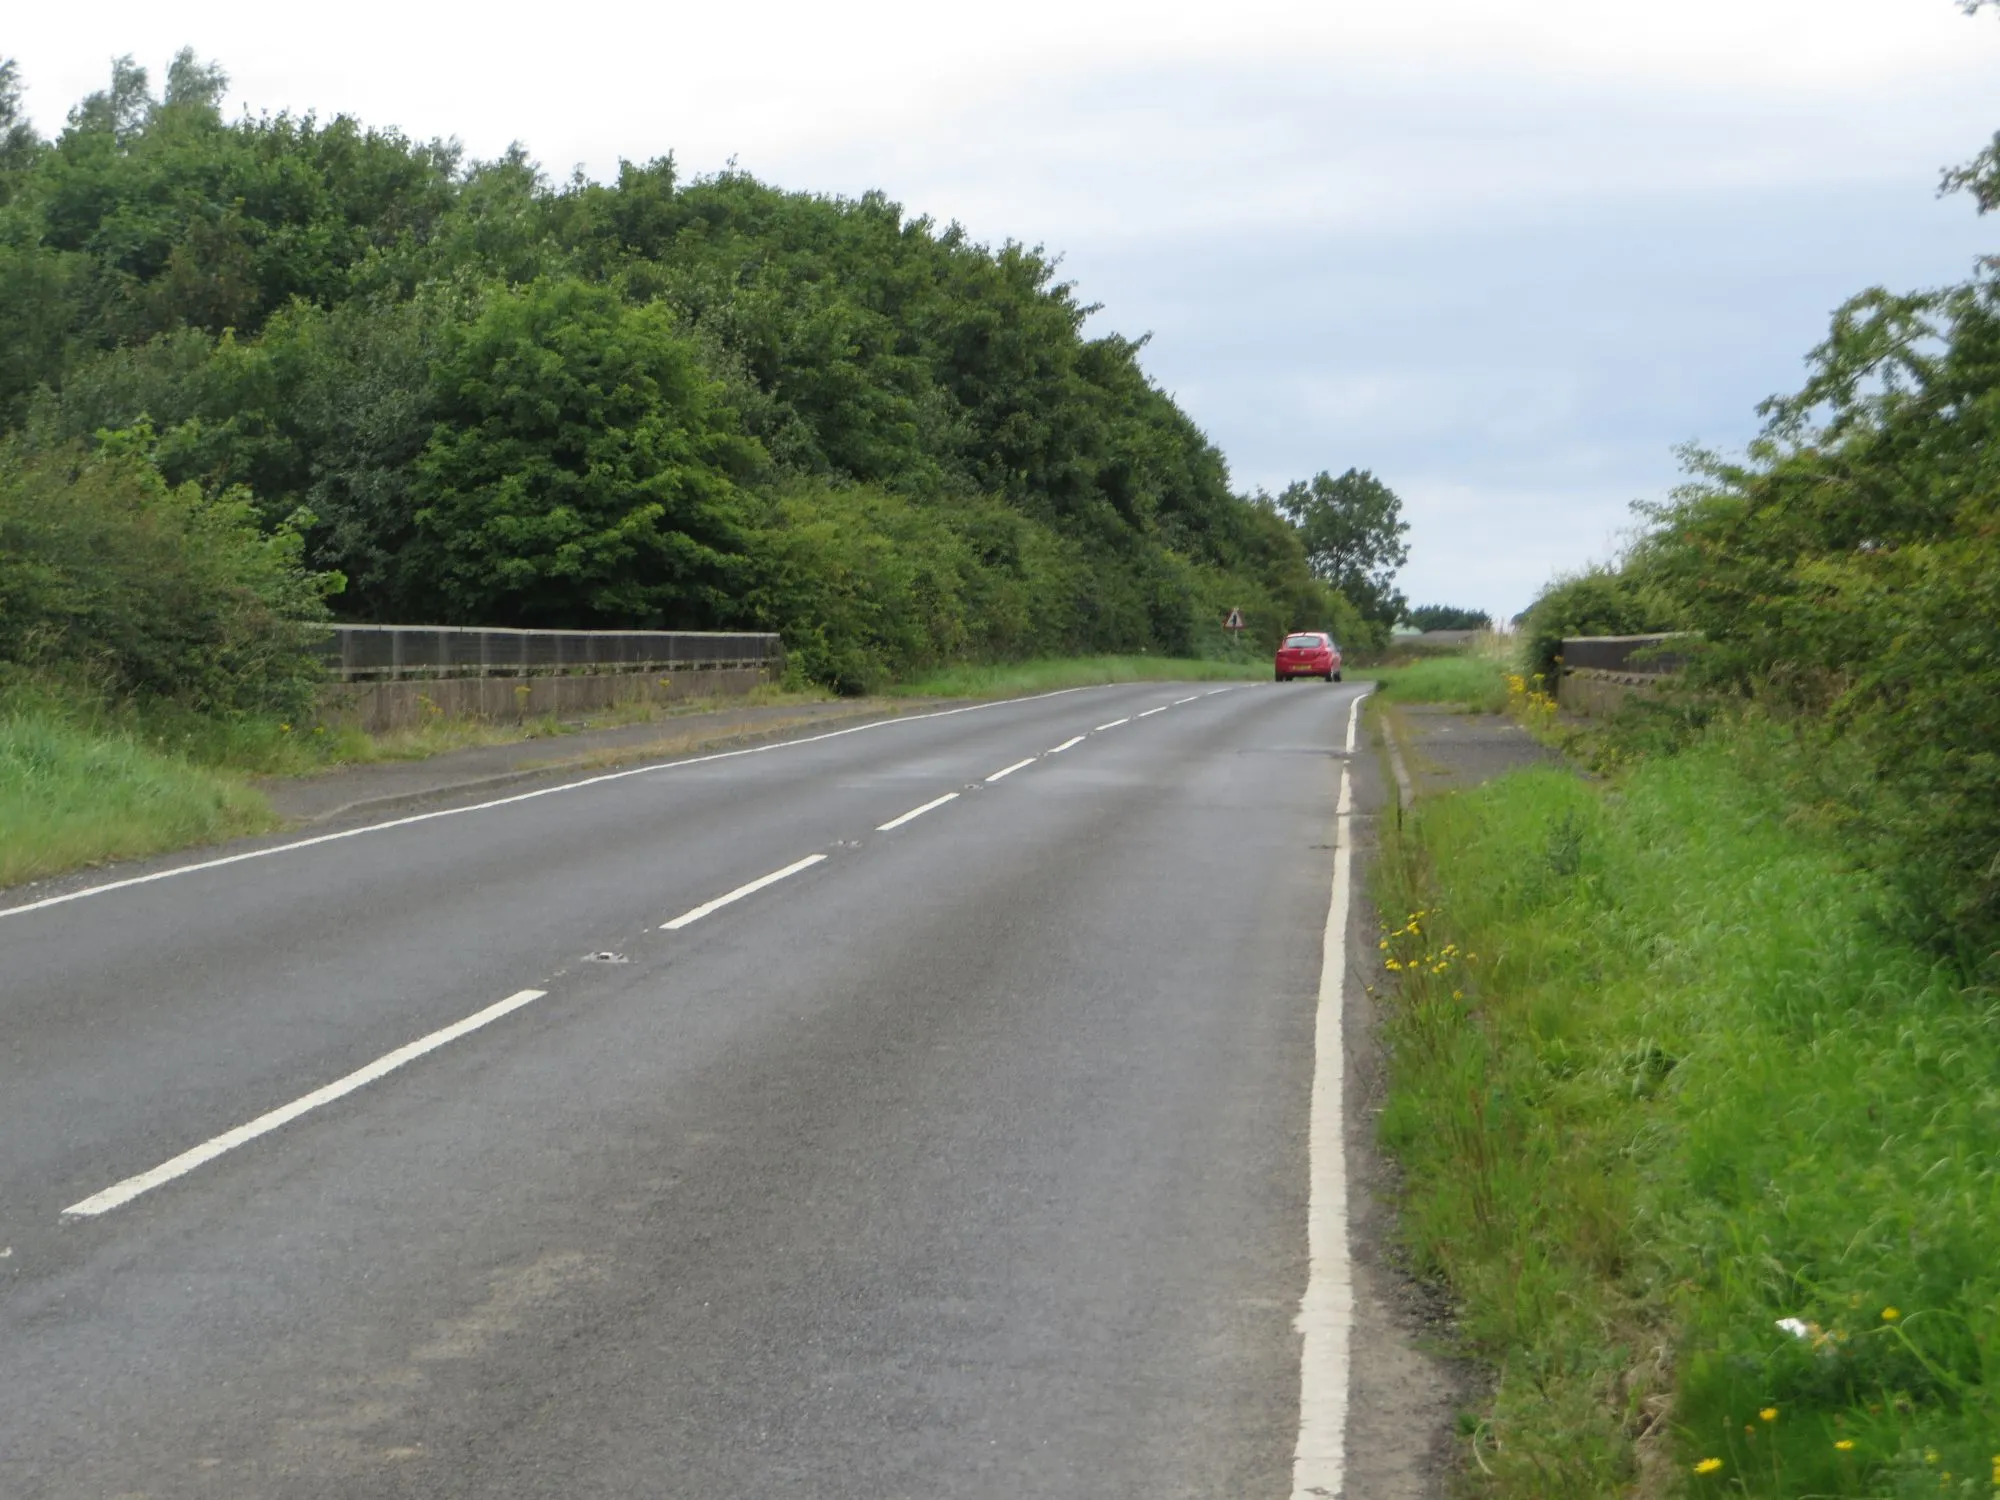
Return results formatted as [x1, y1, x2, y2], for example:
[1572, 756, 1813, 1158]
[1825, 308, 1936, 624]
[1224, 608, 1245, 631]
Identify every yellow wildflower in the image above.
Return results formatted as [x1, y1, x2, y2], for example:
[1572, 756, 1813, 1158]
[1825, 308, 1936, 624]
[1759, 1408, 1777, 1422]
[1836, 1439, 1855, 1451]
[1693, 1457, 1723, 1475]
[1882, 1306, 1900, 1321]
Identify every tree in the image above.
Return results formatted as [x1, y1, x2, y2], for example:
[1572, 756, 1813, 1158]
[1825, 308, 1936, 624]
[0, 59, 39, 194]
[1405, 603, 1491, 632]
[1276, 468, 1410, 627]
[406, 277, 761, 627]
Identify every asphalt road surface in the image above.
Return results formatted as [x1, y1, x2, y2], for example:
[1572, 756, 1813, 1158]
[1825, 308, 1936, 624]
[0, 680, 1378, 1499]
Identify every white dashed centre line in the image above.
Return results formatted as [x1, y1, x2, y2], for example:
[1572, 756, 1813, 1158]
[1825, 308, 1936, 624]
[63, 988, 549, 1219]
[1047, 735, 1085, 754]
[1173, 695, 1199, 705]
[662, 854, 827, 930]
[984, 757, 1038, 783]
[1136, 706, 1168, 718]
[876, 792, 959, 832]
[1092, 718, 1130, 732]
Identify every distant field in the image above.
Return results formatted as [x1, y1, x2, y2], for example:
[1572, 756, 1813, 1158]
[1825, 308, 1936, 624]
[893, 655, 1266, 698]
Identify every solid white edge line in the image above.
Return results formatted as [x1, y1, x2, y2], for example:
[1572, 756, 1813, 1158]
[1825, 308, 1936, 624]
[876, 792, 960, 832]
[0, 685, 1107, 924]
[984, 757, 1037, 783]
[1136, 706, 1168, 718]
[1092, 718, 1130, 732]
[1292, 763, 1355, 1499]
[662, 854, 827, 930]
[1345, 686, 1366, 754]
[1047, 735, 1085, 754]
[63, 988, 549, 1219]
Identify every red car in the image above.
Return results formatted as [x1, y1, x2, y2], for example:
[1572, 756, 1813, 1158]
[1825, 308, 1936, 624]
[1275, 632, 1342, 682]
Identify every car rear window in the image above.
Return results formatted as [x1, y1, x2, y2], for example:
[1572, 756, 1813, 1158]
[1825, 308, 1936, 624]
[1283, 634, 1325, 648]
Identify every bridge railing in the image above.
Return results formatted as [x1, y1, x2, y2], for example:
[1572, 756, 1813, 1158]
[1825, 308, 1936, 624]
[315, 626, 784, 682]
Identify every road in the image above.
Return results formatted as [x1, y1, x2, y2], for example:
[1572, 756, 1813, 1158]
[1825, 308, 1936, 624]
[0, 680, 1379, 1499]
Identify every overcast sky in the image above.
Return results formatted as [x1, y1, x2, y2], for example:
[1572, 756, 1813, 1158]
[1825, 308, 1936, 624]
[9, 1, 1999, 619]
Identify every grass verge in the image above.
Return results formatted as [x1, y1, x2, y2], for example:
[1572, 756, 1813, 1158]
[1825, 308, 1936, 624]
[891, 654, 1266, 697]
[1373, 725, 1999, 1496]
[1363, 653, 1509, 712]
[0, 710, 276, 888]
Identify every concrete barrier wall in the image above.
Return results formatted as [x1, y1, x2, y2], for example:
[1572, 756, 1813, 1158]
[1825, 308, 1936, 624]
[1557, 667, 1671, 718]
[318, 665, 773, 735]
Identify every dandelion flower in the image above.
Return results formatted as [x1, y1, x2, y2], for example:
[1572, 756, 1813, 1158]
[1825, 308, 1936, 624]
[1882, 1306, 1900, 1321]
[1693, 1457, 1723, 1475]
[1759, 1408, 1777, 1423]
[1835, 1439, 1855, 1452]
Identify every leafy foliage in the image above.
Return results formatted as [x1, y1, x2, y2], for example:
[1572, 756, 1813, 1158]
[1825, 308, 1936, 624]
[1274, 468, 1410, 627]
[0, 432, 334, 713]
[0, 52, 1385, 685]
[409, 278, 757, 626]
[1403, 603, 1492, 632]
[1517, 567, 1676, 681]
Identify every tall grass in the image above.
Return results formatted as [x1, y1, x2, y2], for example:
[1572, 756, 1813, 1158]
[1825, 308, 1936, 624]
[0, 709, 275, 887]
[892, 654, 1266, 698]
[1374, 727, 1999, 1496]
[1364, 653, 1509, 712]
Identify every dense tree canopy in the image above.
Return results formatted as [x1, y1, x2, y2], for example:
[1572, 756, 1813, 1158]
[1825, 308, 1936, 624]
[0, 52, 1385, 689]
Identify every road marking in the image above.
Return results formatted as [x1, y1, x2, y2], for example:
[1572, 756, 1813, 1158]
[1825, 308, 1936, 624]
[1136, 706, 1168, 718]
[662, 854, 827, 930]
[1092, 718, 1130, 732]
[63, 988, 549, 1219]
[1293, 686, 1369, 1498]
[0, 686, 1105, 925]
[1047, 735, 1085, 754]
[1205, 687, 1234, 696]
[1173, 695, 1199, 705]
[876, 792, 959, 831]
[984, 757, 1037, 783]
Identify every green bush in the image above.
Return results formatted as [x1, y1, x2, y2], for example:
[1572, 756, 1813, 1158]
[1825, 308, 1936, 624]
[1517, 566, 1677, 682]
[0, 433, 333, 714]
